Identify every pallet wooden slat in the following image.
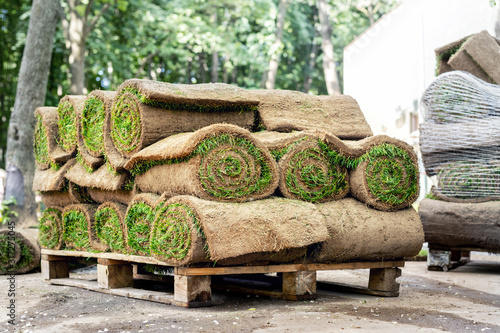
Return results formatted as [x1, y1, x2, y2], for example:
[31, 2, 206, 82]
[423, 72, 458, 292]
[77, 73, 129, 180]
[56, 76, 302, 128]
[41, 249, 405, 307]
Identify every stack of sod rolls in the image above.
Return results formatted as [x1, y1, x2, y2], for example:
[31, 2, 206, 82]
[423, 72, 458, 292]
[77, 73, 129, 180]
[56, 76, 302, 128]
[34, 79, 423, 267]
[419, 70, 500, 253]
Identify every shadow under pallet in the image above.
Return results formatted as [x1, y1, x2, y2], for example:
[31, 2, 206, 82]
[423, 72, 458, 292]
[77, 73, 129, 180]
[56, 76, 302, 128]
[41, 249, 404, 308]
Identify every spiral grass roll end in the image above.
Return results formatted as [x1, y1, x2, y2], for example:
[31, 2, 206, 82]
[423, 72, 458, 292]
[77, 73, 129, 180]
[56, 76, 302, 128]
[94, 202, 127, 253]
[81, 96, 106, 157]
[150, 195, 208, 265]
[279, 138, 350, 203]
[62, 205, 94, 251]
[57, 97, 79, 154]
[352, 143, 420, 211]
[39, 207, 63, 250]
[124, 194, 158, 255]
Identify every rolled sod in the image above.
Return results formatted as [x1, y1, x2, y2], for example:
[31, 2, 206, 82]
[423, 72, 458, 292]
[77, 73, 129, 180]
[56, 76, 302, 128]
[34, 107, 73, 170]
[62, 204, 98, 251]
[65, 163, 135, 193]
[157, 195, 328, 263]
[56, 95, 87, 155]
[38, 207, 64, 250]
[124, 193, 159, 256]
[125, 124, 279, 202]
[419, 198, 500, 252]
[33, 158, 76, 192]
[108, 79, 258, 159]
[255, 131, 350, 203]
[348, 136, 420, 211]
[94, 202, 128, 253]
[244, 89, 373, 140]
[432, 161, 500, 202]
[87, 188, 136, 206]
[313, 198, 424, 263]
[0, 230, 41, 275]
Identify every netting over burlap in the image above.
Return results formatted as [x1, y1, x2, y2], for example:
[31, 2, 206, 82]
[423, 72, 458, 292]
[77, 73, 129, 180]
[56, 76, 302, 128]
[420, 71, 500, 201]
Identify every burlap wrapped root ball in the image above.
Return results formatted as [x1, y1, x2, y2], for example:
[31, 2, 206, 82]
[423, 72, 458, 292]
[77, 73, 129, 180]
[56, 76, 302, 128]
[34, 107, 73, 170]
[38, 207, 64, 250]
[123, 193, 159, 255]
[125, 124, 279, 202]
[348, 136, 420, 211]
[106, 79, 258, 171]
[93, 202, 128, 253]
[150, 195, 328, 266]
[0, 230, 41, 275]
[76, 90, 116, 170]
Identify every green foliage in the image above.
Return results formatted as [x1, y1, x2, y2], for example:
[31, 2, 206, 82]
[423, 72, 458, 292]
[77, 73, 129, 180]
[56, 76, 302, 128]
[0, 197, 18, 225]
[94, 206, 125, 252]
[150, 202, 205, 261]
[62, 209, 91, 250]
[125, 202, 153, 255]
[361, 144, 419, 205]
[38, 207, 62, 249]
[82, 96, 106, 155]
[57, 100, 77, 152]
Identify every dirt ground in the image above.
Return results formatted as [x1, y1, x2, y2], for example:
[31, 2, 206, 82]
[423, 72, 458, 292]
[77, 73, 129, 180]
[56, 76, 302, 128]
[1, 252, 499, 333]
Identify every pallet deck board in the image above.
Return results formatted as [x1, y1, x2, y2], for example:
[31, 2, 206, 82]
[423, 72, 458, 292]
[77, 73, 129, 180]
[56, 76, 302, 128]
[41, 249, 405, 307]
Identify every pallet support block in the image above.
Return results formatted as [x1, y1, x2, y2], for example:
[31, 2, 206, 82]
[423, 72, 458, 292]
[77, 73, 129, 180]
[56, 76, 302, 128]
[368, 267, 401, 294]
[97, 258, 133, 289]
[174, 275, 212, 307]
[282, 270, 317, 300]
[41, 254, 69, 280]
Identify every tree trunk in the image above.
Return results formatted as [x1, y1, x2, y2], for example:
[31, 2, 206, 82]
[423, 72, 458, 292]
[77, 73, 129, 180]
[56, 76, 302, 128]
[317, 0, 341, 95]
[198, 52, 207, 83]
[264, 0, 289, 89]
[4, 0, 59, 227]
[304, 13, 319, 93]
[496, 4, 500, 39]
[211, 50, 219, 83]
[68, 9, 86, 95]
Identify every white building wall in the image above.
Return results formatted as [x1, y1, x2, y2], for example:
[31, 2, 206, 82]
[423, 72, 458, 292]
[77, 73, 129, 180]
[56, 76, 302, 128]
[344, 0, 498, 140]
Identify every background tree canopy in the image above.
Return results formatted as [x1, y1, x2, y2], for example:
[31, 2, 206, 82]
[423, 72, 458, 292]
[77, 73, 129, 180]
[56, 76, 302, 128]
[0, 0, 399, 169]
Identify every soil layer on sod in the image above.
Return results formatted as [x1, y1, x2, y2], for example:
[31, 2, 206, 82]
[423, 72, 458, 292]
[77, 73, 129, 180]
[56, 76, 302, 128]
[243, 89, 372, 140]
[123, 193, 159, 256]
[56, 95, 87, 155]
[39, 207, 64, 250]
[126, 124, 279, 203]
[65, 163, 134, 192]
[93, 202, 128, 253]
[34, 107, 74, 170]
[87, 187, 137, 206]
[33, 158, 76, 192]
[0, 230, 40, 275]
[419, 198, 500, 252]
[313, 198, 424, 263]
[108, 79, 257, 159]
[170, 195, 328, 262]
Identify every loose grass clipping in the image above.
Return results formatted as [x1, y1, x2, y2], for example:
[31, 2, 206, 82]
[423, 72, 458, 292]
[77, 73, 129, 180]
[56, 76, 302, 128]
[149, 193, 209, 266]
[125, 124, 279, 202]
[62, 204, 98, 251]
[94, 202, 128, 253]
[57, 95, 87, 155]
[108, 79, 258, 159]
[39, 207, 64, 250]
[0, 230, 41, 275]
[349, 137, 420, 211]
[34, 107, 74, 170]
[124, 193, 159, 255]
[314, 198, 424, 263]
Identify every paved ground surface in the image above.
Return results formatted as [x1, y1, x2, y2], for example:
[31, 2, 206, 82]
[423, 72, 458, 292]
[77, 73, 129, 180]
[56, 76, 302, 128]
[1, 252, 499, 333]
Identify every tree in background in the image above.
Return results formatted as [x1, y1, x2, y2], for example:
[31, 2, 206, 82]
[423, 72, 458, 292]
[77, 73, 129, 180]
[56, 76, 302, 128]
[4, 0, 60, 226]
[264, 0, 289, 89]
[317, 0, 341, 94]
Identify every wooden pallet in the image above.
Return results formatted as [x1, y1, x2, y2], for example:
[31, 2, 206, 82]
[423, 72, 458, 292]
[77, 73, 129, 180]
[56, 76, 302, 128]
[41, 249, 404, 308]
[427, 245, 500, 271]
